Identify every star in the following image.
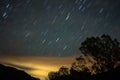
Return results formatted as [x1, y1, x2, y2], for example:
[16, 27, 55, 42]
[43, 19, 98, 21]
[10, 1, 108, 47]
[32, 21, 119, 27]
[0, 0, 119, 56]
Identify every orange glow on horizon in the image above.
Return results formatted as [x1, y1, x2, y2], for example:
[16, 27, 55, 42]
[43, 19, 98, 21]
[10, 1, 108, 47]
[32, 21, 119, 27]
[0, 56, 76, 80]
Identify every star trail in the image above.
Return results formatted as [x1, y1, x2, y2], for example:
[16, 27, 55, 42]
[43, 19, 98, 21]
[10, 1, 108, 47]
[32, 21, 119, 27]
[0, 0, 120, 56]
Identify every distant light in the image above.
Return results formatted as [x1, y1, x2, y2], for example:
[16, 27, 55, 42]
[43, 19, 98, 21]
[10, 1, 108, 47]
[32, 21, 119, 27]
[52, 16, 57, 24]
[99, 8, 104, 13]
[65, 12, 70, 21]
[56, 37, 60, 42]
[25, 32, 31, 37]
[6, 3, 10, 8]
[63, 46, 67, 50]
[79, 5, 83, 10]
[2, 12, 7, 17]
[42, 39, 46, 44]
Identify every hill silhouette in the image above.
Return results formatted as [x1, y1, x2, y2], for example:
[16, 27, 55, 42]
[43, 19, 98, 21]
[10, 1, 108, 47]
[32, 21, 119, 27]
[0, 64, 40, 80]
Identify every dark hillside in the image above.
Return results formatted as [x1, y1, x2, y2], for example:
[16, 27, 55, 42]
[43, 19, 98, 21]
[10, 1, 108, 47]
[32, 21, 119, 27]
[0, 64, 40, 80]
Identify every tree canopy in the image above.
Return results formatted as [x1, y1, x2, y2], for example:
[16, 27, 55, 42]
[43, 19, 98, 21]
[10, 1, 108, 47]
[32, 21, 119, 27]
[79, 34, 120, 72]
[48, 34, 120, 80]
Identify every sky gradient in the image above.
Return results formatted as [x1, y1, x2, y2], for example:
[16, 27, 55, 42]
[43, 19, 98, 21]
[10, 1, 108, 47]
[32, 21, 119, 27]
[0, 0, 120, 56]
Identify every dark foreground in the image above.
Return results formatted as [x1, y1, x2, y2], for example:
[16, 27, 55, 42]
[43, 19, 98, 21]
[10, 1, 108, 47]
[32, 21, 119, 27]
[0, 64, 40, 80]
[48, 67, 120, 80]
[0, 63, 120, 80]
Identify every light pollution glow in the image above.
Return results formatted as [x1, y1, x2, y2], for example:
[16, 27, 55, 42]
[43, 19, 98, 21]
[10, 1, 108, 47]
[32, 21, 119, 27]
[0, 56, 76, 80]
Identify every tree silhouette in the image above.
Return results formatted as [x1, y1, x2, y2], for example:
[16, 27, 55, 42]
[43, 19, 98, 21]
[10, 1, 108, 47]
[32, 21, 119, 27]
[70, 65, 91, 80]
[79, 34, 120, 73]
[48, 34, 120, 80]
[58, 66, 70, 76]
[48, 65, 91, 80]
[48, 72, 59, 80]
[48, 66, 70, 80]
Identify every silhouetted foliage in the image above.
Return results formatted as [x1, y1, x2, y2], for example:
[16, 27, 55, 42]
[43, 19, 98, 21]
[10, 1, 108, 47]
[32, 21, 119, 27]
[0, 64, 40, 80]
[71, 54, 95, 73]
[48, 66, 70, 80]
[92, 67, 120, 80]
[70, 67, 91, 80]
[48, 72, 59, 80]
[48, 66, 92, 80]
[79, 34, 120, 72]
[48, 34, 120, 80]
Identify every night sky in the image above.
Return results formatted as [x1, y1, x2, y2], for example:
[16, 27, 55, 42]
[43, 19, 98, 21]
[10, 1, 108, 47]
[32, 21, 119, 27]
[0, 0, 120, 56]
